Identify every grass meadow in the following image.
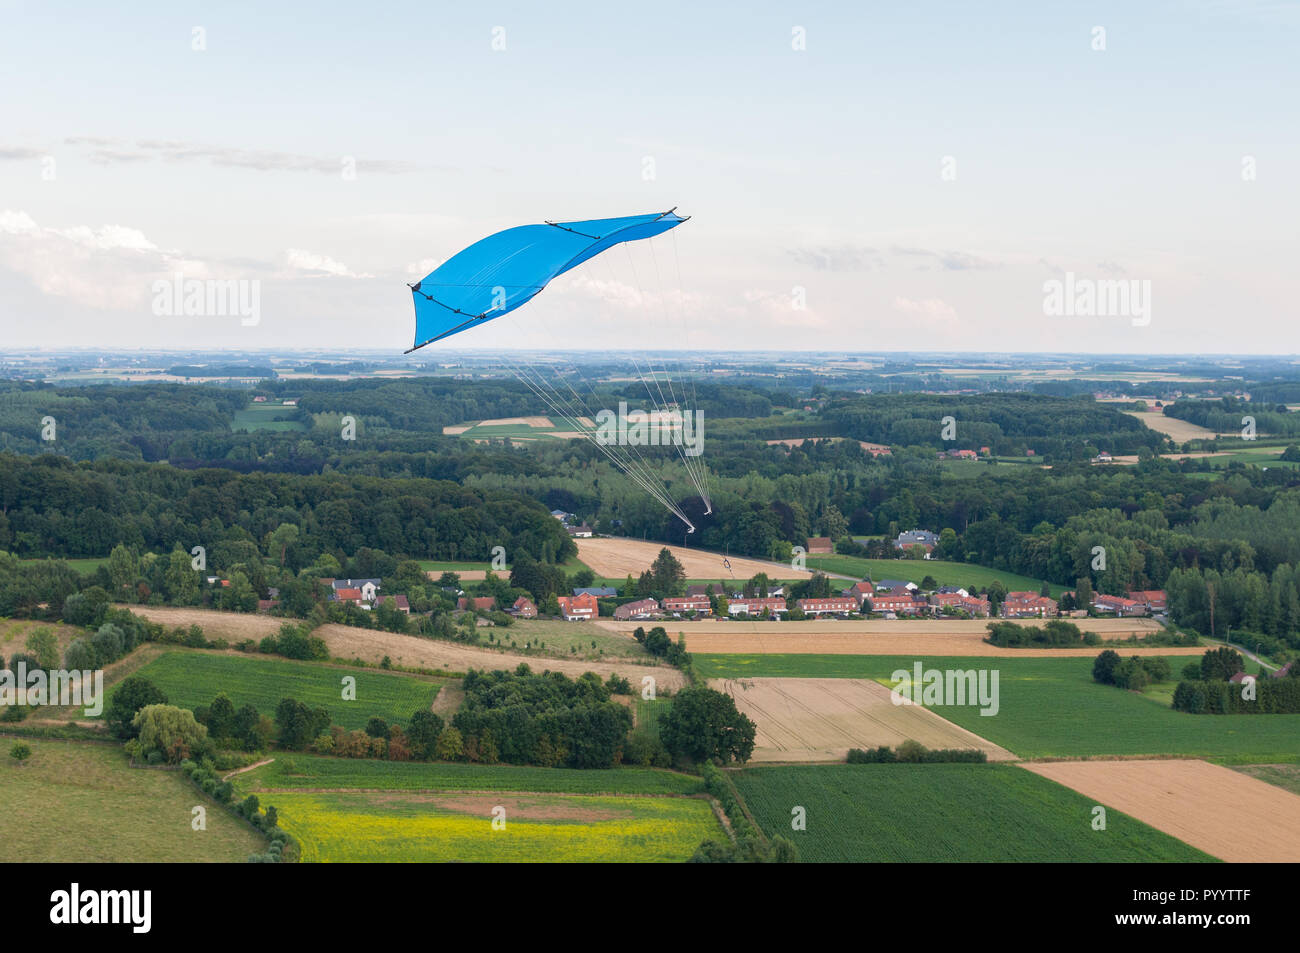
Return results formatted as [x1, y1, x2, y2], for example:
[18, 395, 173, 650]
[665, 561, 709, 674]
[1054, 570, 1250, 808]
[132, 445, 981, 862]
[804, 555, 1065, 596]
[0, 739, 263, 861]
[102, 651, 446, 730]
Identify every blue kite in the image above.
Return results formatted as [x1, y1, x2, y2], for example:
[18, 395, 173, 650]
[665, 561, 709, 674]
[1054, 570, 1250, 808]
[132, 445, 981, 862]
[406, 209, 689, 352]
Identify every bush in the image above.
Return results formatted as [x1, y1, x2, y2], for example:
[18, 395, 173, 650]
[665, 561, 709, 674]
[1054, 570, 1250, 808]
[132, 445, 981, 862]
[9, 742, 32, 764]
[846, 743, 986, 764]
[1092, 650, 1121, 685]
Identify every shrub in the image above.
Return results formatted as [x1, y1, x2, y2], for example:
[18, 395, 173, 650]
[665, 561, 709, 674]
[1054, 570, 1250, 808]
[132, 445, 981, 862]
[1092, 650, 1121, 685]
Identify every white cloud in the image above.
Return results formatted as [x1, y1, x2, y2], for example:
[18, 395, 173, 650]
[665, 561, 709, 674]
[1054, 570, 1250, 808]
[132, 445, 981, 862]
[285, 248, 370, 278]
[0, 209, 195, 310]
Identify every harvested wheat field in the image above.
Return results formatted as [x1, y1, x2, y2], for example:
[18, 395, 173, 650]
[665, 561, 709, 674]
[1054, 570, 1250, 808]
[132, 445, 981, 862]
[1022, 759, 1300, 862]
[712, 677, 1014, 763]
[128, 606, 285, 640]
[313, 624, 686, 691]
[596, 617, 1197, 657]
[479, 416, 554, 428]
[577, 537, 811, 581]
[1125, 411, 1228, 442]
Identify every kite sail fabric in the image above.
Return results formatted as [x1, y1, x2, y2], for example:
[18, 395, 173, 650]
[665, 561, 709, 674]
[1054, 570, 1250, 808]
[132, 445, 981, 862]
[404, 208, 709, 532]
[406, 209, 689, 352]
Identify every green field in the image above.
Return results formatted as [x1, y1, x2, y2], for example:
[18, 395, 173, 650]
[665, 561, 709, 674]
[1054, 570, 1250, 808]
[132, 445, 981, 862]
[500, 618, 649, 658]
[0, 739, 264, 861]
[1202, 448, 1300, 470]
[419, 560, 500, 573]
[232, 402, 308, 432]
[265, 789, 719, 862]
[234, 753, 702, 796]
[635, 697, 672, 738]
[1230, 764, 1300, 796]
[18, 556, 108, 573]
[695, 654, 1300, 762]
[732, 763, 1214, 862]
[103, 652, 445, 730]
[804, 555, 1064, 596]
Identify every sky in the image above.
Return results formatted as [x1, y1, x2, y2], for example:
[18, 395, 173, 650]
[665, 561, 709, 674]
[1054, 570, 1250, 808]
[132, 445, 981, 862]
[1, 0, 1297, 355]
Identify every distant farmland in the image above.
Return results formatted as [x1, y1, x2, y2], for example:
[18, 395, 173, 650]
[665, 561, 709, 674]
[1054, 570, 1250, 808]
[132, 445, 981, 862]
[695, 653, 1300, 762]
[733, 764, 1213, 863]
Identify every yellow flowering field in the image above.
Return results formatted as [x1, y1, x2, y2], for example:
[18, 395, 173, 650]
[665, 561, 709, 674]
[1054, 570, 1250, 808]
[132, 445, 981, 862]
[270, 791, 720, 862]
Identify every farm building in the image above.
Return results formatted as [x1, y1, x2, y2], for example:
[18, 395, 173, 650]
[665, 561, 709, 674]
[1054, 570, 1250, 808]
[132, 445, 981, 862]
[556, 592, 598, 621]
[662, 595, 712, 617]
[727, 596, 788, 617]
[613, 598, 661, 621]
[805, 536, 833, 554]
[870, 593, 926, 616]
[1092, 593, 1146, 616]
[797, 596, 859, 617]
[1126, 590, 1167, 613]
[895, 529, 939, 550]
[1001, 591, 1058, 619]
[332, 578, 381, 602]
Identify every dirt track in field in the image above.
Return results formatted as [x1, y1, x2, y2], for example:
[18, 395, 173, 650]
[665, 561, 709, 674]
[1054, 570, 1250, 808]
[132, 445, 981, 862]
[313, 624, 686, 691]
[1022, 759, 1300, 862]
[577, 537, 812, 581]
[711, 677, 1014, 763]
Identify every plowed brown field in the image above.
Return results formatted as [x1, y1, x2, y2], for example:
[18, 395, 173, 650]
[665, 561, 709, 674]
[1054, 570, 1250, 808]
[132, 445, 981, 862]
[1022, 759, 1300, 862]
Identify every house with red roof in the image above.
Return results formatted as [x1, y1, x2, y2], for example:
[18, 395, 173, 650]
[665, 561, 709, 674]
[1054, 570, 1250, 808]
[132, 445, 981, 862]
[870, 593, 926, 616]
[662, 596, 712, 617]
[613, 598, 661, 621]
[556, 592, 598, 621]
[727, 596, 788, 617]
[798, 596, 859, 617]
[1126, 590, 1167, 613]
[1001, 591, 1058, 619]
[1092, 593, 1145, 616]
